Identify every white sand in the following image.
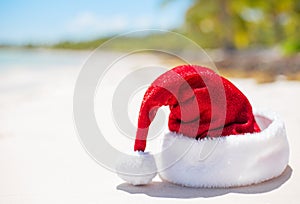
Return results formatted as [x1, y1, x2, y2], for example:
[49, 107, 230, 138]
[0, 51, 299, 203]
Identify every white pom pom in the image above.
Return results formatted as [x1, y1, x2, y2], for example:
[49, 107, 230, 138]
[116, 151, 157, 185]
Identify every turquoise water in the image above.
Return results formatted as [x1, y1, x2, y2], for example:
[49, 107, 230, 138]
[0, 48, 89, 71]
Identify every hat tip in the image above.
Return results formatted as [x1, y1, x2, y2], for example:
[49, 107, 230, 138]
[116, 151, 157, 185]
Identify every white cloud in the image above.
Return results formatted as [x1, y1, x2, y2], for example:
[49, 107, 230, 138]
[134, 16, 155, 29]
[66, 12, 129, 38]
[70, 12, 98, 29]
[65, 11, 179, 40]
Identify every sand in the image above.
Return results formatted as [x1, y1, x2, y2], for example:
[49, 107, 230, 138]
[0, 50, 299, 203]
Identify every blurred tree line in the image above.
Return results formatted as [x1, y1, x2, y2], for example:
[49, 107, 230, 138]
[53, 0, 300, 55]
[181, 0, 300, 53]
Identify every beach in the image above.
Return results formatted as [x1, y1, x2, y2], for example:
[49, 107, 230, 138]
[0, 49, 299, 204]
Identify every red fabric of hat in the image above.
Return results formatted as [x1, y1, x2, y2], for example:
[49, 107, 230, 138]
[134, 65, 260, 151]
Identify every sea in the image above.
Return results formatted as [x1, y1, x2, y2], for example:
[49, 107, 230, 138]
[0, 48, 90, 72]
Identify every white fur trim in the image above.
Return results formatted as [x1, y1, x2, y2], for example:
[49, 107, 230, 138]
[158, 110, 290, 187]
[116, 151, 157, 185]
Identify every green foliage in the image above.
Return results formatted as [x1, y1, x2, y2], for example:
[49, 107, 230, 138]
[183, 0, 300, 53]
[52, 38, 109, 50]
[51, 32, 195, 51]
[282, 39, 300, 55]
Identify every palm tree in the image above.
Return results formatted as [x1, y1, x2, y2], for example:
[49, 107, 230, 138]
[181, 0, 300, 50]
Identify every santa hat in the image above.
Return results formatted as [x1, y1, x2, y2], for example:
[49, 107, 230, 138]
[116, 65, 289, 187]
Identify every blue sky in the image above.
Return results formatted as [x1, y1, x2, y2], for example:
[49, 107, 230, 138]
[0, 0, 192, 45]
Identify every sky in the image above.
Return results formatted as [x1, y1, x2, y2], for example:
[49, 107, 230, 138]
[0, 0, 192, 45]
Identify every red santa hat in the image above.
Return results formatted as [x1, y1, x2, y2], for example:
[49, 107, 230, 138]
[116, 65, 289, 187]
